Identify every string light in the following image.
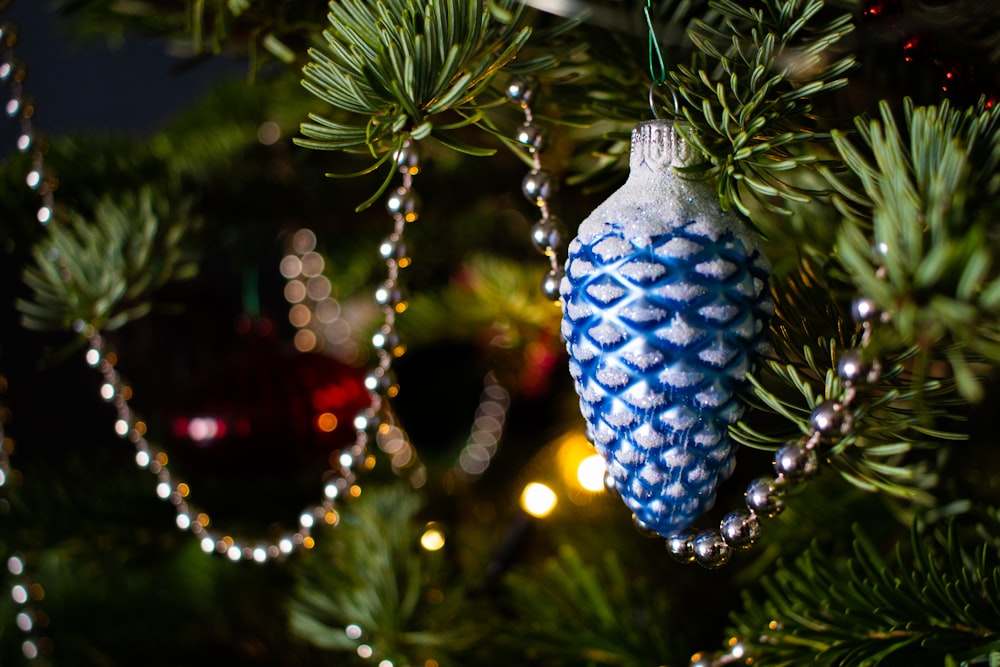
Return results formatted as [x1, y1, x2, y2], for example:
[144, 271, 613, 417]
[520, 482, 558, 518]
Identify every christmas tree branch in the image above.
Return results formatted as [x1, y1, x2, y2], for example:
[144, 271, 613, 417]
[16, 187, 198, 333]
[730, 516, 1000, 665]
[667, 0, 857, 217]
[499, 544, 679, 665]
[289, 484, 479, 666]
[834, 99, 1000, 401]
[731, 257, 963, 504]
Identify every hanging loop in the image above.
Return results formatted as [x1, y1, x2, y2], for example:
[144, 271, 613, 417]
[648, 83, 680, 120]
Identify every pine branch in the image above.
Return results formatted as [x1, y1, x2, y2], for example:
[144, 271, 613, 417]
[289, 484, 479, 667]
[730, 515, 1000, 666]
[16, 187, 199, 333]
[732, 256, 964, 504]
[56, 0, 326, 73]
[498, 544, 679, 666]
[834, 98, 1000, 401]
[666, 0, 858, 217]
[297, 0, 537, 209]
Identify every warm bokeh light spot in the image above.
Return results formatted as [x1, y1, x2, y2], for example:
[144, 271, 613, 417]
[521, 482, 557, 518]
[317, 412, 339, 432]
[420, 524, 445, 551]
[576, 454, 607, 492]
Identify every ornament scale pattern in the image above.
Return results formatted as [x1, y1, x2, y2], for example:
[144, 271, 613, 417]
[560, 120, 774, 538]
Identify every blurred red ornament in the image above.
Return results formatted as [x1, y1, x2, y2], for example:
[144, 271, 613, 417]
[163, 324, 369, 476]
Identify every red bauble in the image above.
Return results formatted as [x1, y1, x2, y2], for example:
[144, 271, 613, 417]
[163, 329, 370, 477]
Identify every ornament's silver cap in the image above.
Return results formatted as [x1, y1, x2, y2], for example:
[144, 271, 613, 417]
[630, 120, 696, 172]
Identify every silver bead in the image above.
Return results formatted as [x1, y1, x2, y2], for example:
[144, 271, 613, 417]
[522, 169, 555, 205]
[505, 74, 538, 108]
[666, 530, 696, 563]
[386, 186, 420, 220]
[530, 217, 563, 254]
[364, 369, 398, 396]
[720, 509, 760, 550]
[515, 120, 547, 151]
[692, 529, 731, 568]
[371, 327, 401, 353]
[378, 234, 407, 262]
[632, 514, 660, 538]
[374, 281, 405, 307]
[746, 476, 784, 518]
[837, 348, 882, 387]
[773, 442, 819, 482]
[602, 470, 618, 494]
[810, 400, 854, 443]
[394, 141, 421, 174]
[726, 638, 750, 661]
[540, 268, 564, 302]
[353, 409, 381, 438]
[851, 296, 881, 324]
[871, 240, 889, 263]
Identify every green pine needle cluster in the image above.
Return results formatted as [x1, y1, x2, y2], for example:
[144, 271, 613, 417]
[16, 187, 198, 333]
[834, 99, 1000, 401]
[669, 0, 856, 217]
[501, 544, 679, 666]
[732, 258, 964, 504]
[297, 0, 533, 209]
[731, 518, 1000, 666]
[289, 484, 479, 666]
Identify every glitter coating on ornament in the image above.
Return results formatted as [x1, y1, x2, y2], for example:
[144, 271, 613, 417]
[560, 120, 773, 537]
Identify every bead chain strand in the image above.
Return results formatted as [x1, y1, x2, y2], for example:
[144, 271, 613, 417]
[666, 275, 886, 571]
[505, 74, 566, 301]
[80, 325, 361, 562]
[351, 140, 428, 487]
[0, 369, 51, 663]
[685, 253, 889, 664]
[0, 16, 56, 225]
[1, 5, 52, 661]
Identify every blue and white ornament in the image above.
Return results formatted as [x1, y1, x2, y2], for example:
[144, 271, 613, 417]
[560, 120, 773, 538]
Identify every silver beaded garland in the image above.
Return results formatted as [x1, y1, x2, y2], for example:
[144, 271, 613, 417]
[745, 476, 784, 518]
[692, 529, 731, 568]
[719, 509, 760, 551]
[850, 296, 882, 325]
[666, 530, 697, 563]
[2, 14, 54, 659]
[810, 400, 854, 443]
[837, 348, 882, 387]
[506, 74, 565, 301]
[772, 442, 819, 482]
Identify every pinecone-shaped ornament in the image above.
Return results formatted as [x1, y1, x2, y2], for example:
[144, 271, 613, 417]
[560, 120, 773, 538]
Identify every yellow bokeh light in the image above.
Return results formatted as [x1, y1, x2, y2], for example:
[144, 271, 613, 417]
[521, 482, 557, 518]
[576, 454, 607, 492]
[303, 536, 315, 549]
[420, 524, 445, 551]
[176, 483, 190, 497]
